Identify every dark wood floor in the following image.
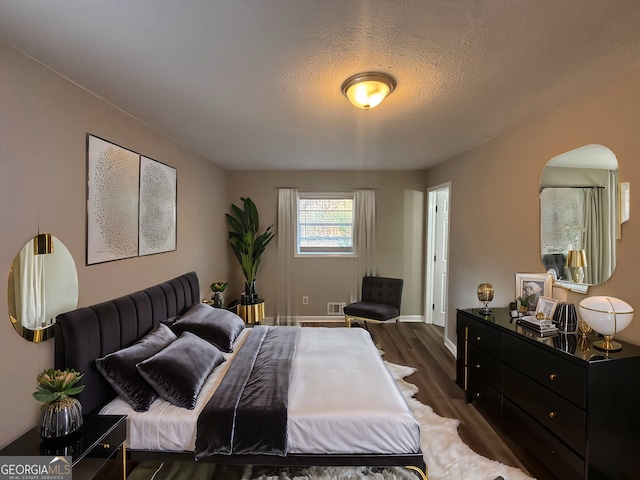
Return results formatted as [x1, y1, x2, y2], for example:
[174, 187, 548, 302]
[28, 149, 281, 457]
[100, 321, 554, 479]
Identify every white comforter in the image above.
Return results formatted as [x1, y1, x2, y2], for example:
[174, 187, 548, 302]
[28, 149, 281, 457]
[100, 327, 421, 455]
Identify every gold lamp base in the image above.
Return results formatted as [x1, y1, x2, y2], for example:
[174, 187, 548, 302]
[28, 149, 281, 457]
[593, 335, 622, 352]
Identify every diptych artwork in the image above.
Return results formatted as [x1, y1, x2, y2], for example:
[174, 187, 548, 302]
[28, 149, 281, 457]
[139, 156, 177, 256]
[87, 135, 177, 265]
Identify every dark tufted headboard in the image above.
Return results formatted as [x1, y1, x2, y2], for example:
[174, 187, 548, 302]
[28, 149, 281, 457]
[54, 272, 200, 415]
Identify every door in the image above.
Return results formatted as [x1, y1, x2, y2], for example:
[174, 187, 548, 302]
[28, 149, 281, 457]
[426, 184, 450, 328]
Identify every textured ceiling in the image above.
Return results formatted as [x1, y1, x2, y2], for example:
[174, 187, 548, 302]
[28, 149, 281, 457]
[1, 1, 640, 171]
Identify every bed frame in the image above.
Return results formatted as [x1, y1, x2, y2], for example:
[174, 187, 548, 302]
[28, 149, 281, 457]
[54, 272, 426, 473]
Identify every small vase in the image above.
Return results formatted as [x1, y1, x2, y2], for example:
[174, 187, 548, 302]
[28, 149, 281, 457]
[212, 291, 225, 308]
[39, 397, 83, 440]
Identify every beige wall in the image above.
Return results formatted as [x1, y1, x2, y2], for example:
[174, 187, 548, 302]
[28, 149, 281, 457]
[426, 63, 640, 346]
[226, 171, 426, 319]
[0, 42, 230, 446]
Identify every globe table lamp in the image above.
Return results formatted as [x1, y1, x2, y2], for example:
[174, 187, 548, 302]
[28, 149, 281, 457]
[477, 283, 494, 315]
[578, 296, 634, 352]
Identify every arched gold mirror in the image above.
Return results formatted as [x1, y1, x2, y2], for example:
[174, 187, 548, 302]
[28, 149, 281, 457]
[540, 144, 618, 288]
[7, 234, 78, 342]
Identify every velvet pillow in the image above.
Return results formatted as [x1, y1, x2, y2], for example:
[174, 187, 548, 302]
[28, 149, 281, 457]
[137, 331, 226, 409]
[171, 303, 244, 352]
[95, 323, 177, 411]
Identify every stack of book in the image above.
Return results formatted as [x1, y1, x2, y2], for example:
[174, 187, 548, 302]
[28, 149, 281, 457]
[519, 316, 559, 336]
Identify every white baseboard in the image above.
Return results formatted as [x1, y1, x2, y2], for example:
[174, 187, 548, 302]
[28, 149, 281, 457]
[444, 337, 457, 357]
[266, 315, 426, 326]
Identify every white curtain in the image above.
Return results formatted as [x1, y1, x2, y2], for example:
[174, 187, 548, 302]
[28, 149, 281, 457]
[351, 189, 376, 302]
[582, 171, 617, 284]
[17, 241, 46, 329]
[276, 188, 297, 325]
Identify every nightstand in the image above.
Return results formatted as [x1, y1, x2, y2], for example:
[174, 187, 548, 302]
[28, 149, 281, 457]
[0, 414, 126, 480]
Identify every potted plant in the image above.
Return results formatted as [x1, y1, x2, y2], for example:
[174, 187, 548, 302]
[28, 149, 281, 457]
[517, 293, 536, 315]
[226, 197, 275, 304]
[210, 282, 228, 308]
[33, 368, 85, 439]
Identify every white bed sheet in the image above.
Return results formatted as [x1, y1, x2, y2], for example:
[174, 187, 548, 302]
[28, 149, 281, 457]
[100, 327, 421, 454]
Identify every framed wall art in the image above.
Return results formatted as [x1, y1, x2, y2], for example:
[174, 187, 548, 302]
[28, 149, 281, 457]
[138, 156, 177, 256]
[87, 135, 140, 265]
[515, 273, 552, 313]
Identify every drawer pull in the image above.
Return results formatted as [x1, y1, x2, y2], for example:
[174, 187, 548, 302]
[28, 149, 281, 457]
[475, 364, 481, 369]
[475, 392, 481, 398]
[549, 411, 557, 418]
[99, 443, 111, 448]
[549, 373, 557, 381]
[476, 336, 481, 341]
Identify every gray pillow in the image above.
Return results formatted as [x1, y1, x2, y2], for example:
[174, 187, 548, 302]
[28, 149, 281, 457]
[137, 332, 226, 409]
[95, 323, 177, 411]
[171, 303, 244, 352]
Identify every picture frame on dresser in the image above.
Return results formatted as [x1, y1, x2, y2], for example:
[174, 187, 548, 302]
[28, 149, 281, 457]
[535, 296, 558, 320]
[515, 273, 552, 313]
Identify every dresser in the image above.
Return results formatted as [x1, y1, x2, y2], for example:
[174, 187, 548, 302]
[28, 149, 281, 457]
[456, 308, 640, 480]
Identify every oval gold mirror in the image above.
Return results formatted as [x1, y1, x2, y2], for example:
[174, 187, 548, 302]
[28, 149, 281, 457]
[540, 144, 618, 287]
[7, 234, 78, 342]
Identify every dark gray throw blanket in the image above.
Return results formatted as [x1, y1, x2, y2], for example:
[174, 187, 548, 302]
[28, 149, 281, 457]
[195, 326, 300, 459]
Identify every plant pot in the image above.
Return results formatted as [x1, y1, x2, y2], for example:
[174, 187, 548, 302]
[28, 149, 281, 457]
[212, 291, 225, 308]
[39, 397, 83, 440]
[241, 281, 258, 305]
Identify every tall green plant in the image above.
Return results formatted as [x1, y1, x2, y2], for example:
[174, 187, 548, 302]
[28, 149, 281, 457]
[226, 197, 275, 286]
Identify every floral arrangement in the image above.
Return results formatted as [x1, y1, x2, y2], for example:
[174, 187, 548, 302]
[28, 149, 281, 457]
[210, 282, 228, 293]
[33, 368, 85, 403]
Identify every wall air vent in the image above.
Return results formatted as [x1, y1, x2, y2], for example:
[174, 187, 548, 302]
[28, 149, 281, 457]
[327, 302, 346, 315]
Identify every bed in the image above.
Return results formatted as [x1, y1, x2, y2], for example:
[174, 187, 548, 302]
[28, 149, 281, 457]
[54, 272, 425, 472]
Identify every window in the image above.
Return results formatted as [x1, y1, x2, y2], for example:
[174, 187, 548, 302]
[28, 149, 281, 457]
[297, 193, 354, 255]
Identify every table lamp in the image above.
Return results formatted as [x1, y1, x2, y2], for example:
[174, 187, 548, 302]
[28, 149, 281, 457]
[477, 283, 494, 315]
[567, 249, 587, 283]
[578, 296, 634, 351]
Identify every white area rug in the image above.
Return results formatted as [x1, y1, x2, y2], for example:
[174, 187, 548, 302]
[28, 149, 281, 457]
[128, 362, 533, 480]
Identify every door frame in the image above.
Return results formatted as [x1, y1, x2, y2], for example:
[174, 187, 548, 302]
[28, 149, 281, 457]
[425, 183, 451, 339]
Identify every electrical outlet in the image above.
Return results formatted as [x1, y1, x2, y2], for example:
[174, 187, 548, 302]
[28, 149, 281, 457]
[302, 295, 309, 305]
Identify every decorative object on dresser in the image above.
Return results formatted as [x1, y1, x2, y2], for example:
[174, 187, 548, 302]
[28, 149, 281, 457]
[33, 368, 85, 439]
[226, 197, 275, 305]
[477, 283, 494, 315]
[515, 273, 551, 314]
[534, 296, 558, 320]
[553, 303, 578, 333]
[578, 296, 634, 352]
[456, 307, 640, 480]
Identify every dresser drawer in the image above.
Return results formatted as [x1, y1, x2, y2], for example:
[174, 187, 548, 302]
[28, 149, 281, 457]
[504, 365, 585, 455]
[503, 398, 584, 480]
[468, 344, 502, 391]
[468, 374, 502, 426]
[86, 418, 126, 460]
[468, 318, 503, 357]
[504, 333, 586, 407]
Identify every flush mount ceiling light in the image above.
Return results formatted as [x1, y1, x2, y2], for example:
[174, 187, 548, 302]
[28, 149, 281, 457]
[341, 72, 396, 110]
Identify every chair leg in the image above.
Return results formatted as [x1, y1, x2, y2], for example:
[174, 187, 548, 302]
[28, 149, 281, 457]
[345, 315, 351, 328]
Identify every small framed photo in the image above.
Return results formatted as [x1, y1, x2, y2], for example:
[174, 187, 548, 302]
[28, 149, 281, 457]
[535, 296, 558, 320]
[515, 273, 552, 313]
